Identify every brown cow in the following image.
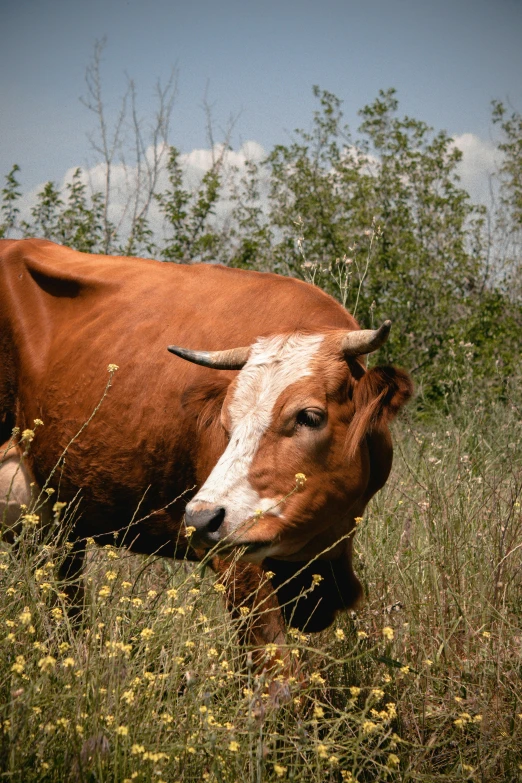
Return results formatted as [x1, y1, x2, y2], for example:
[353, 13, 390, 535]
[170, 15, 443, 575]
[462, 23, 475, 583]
[0, 238, 412, 664]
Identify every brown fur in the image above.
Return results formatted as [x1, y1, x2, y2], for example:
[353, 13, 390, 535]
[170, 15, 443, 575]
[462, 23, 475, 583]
[0, 239, 412, 666]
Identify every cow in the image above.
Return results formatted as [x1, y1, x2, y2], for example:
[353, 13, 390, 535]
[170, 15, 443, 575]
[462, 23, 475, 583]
[0, 238, 412, 672]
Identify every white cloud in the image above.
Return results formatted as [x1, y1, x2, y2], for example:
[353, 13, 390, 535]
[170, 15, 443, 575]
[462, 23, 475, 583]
[12, 133, 503, 249]
[451, 133, 502, 206]
[14, 140, 268, 248]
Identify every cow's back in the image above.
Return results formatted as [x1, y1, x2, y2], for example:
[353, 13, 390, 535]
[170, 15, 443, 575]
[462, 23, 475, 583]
[0, 239, 357, 536]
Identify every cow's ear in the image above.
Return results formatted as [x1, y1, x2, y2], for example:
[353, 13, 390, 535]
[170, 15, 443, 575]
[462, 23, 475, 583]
[354, 366, 413, 424]
[265, 554, 362, 633]
[347, 366, 412, 457]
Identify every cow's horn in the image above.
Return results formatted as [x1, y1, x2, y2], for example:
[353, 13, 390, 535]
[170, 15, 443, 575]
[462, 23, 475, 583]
[341, 320, 392, 356]
[167, 344, 250, 370]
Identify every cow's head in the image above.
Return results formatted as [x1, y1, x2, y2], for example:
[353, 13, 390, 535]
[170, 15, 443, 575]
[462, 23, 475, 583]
[168, 323, 412, 569]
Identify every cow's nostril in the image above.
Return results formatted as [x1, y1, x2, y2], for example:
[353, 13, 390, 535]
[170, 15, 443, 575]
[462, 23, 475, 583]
[207, 506, 225, 532]
[185, 504, 226, 539]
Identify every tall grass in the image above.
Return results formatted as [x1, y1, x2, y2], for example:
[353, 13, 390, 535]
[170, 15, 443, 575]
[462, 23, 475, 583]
[1, 385, 522, 782]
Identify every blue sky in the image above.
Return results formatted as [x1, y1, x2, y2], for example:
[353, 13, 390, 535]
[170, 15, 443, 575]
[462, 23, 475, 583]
[2, 0, 522, 198]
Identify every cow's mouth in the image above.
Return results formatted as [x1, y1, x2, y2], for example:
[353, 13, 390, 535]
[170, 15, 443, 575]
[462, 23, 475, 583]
[224, 539, 271, 553]
[200, 538, 272, 558]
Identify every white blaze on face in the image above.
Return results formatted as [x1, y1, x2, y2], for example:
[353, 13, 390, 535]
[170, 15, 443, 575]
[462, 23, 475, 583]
[189, 333, 325, 533]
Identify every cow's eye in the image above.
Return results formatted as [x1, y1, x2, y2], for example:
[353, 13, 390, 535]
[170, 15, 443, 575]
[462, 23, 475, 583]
[296, 408, 325, 429]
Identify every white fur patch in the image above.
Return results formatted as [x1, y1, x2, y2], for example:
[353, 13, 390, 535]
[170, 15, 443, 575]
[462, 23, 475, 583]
[187, 333, 325, 533]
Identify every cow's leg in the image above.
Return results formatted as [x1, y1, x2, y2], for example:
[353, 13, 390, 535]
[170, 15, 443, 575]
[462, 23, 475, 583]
[57, 540, 86, 620]
[211, 558, 295, 705]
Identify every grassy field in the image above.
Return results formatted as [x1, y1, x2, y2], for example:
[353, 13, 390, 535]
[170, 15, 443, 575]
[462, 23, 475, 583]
[1, 385, 522, 782]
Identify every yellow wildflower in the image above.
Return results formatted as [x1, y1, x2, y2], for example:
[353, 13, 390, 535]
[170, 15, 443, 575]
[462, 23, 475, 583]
[382, 626, 394, 640]
[38, 655, 56, 673]
[264, 642, 277, 656]
[295, 472, 307, 488]
[274, 764, 287, 777]
[19, 607, 31, 625]
[310, 672, 325, 686]
[11, 656, 25, 675]
[22, 513, 39, 526]
[143, 751, 169, 762]
[228, 741, 239, 752]
[116, 725, 129, 736]
[334, 628, 345, 641]
[386, 702, 397, 719]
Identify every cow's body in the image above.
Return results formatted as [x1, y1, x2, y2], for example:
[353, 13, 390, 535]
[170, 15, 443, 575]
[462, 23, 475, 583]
[0, 239, 411, 655]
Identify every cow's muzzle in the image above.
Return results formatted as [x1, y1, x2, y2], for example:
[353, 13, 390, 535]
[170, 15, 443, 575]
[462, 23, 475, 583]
[185, 502, 226, 548]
